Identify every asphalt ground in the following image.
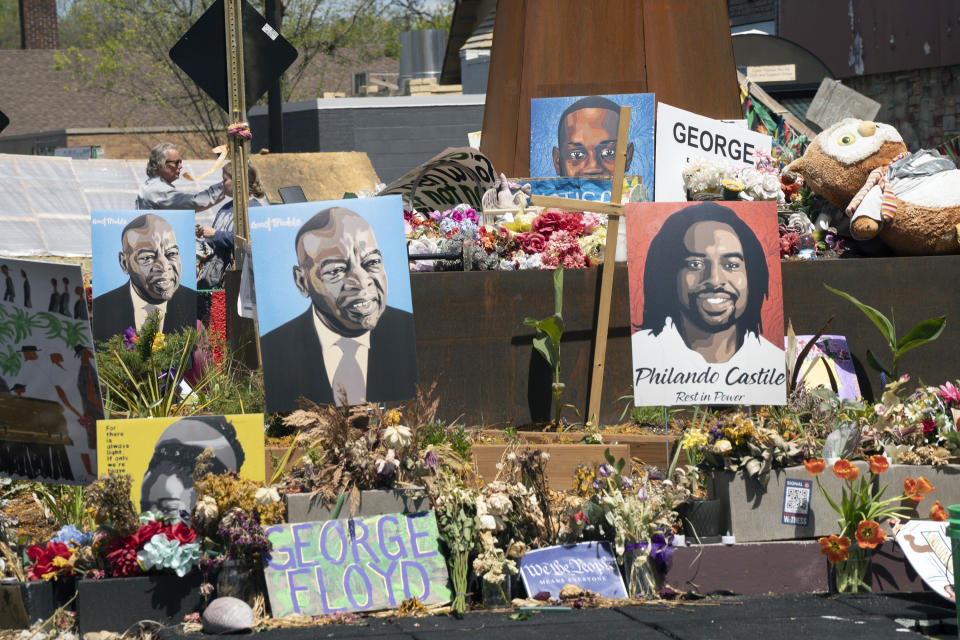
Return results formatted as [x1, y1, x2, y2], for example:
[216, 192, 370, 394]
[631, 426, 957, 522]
[157, 592, 959, 640]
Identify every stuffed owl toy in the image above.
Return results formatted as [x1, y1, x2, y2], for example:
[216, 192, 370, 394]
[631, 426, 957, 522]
[786, 118, 960, 255]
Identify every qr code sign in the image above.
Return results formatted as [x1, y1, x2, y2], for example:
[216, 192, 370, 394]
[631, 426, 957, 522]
[782, 478, 812, 526]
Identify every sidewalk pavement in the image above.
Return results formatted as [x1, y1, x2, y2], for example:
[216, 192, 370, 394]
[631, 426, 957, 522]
[159, 592, 958, 639]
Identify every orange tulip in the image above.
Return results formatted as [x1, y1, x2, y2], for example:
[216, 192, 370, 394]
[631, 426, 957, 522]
[855, 520, 886, 549]
[917, 477, 934, 496]
[930, 501, 947, 522]
[868, 455, 889, 475]
[819, 534, 851, 564]
[804, 458, 826, 476]
[833, 459, 859, 481]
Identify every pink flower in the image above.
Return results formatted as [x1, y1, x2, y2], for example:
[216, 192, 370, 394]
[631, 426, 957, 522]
[519, 232, 547, 254]
[938, 381, 960, 407]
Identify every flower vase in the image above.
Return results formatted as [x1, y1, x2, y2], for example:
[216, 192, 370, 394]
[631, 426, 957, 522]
[216, 558, 266, 606]
[481, 575, 511, 608]
[828, 549, 873, 593]
[623, 550, 662, 599]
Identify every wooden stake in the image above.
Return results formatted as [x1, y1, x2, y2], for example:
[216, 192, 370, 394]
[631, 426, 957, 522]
[528, 105, 631, 425]
[224, 0, 262, 368]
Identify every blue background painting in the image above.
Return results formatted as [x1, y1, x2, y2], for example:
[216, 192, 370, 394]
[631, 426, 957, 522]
[529, 93, 656, 198]
[90, 210, 196, 297]
[250, 195, 412, 336]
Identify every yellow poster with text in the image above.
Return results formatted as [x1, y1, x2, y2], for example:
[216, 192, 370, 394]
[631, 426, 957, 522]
[97, 414, 264, 517]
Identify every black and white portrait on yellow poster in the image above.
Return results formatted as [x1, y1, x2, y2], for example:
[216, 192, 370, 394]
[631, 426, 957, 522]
[250, 196, 417, 412]
[625, 201, 786, 407]
[97, 414, 264, 517]
[0, 258, 102, 483]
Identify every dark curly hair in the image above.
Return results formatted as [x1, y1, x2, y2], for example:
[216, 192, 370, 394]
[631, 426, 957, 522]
[637, 202, 768, 338]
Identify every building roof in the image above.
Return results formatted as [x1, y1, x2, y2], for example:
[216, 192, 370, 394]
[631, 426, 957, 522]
[0, 47, 400, 140]
[0, 50, 176, 137]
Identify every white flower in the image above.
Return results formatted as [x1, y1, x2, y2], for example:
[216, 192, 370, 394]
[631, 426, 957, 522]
[383, 425, 412, 450]
[478, 514, 498, 530]
[194, 495, 218, 522]
[254, 486, 281, 506]
[541, 452, 551, 462]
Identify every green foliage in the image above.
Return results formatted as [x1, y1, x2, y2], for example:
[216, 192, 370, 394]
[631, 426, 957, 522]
[0, 0, 19, 49]
[524, 267, 565, 423]
[825, 284, 946, 380]
[95, 312, 218, 417]
[33, 483, 90, 530]
[419, 421, 471, 460]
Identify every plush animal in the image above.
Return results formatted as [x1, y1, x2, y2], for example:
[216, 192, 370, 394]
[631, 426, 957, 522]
[786, 118, 960, 255]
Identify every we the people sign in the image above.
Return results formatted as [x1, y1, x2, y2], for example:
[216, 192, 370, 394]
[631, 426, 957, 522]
[263, 512, 451, 616]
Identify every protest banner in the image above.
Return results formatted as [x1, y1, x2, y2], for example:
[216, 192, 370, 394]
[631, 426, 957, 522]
[517, 541, 626, 599]
[379, 147, 498, 212]
[654, 102, 773, 202]
[264, 512, 451, 616]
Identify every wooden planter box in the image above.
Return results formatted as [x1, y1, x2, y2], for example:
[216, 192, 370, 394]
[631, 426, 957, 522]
[76, 572, 204, 634]
[479, 430, 685, 470]
[265, 444, 304, 482]
[285, 488, 429, 523]
[0, 579, 75, 629]
[711, 462, 869, 543]
[470, 443, 631, 490]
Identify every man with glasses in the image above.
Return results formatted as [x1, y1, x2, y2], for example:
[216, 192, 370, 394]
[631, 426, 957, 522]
[136, 142, 225, 211]
[91, 213, 196, 341]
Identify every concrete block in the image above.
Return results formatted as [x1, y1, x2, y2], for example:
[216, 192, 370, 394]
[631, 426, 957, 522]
[285, 488, 429, 523]
[874, 464, 960, 520]
[712, 462, 869, 543]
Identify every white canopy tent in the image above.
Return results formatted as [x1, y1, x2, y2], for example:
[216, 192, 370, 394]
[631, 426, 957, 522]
[0, 153, 223, 257]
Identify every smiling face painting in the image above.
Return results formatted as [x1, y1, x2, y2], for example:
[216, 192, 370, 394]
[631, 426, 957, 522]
[119, 214, 182, 305]
[293, 208, 387, 337]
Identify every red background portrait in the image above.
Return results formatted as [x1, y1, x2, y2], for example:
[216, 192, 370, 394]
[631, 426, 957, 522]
[624, 201, 784, 349]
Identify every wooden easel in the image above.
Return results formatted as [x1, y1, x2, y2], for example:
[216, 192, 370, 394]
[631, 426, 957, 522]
[528, 105, 631, 426]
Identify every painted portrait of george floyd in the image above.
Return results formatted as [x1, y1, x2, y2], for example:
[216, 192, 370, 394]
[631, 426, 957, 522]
[90, 210, 197, 343]
[249, 196, 417, 412]
[97, 414, 264, 518]
[625, 201, 786, 407]
[529, 93, 655, 196]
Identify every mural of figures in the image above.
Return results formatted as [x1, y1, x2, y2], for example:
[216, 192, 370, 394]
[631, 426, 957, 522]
[250, 196, 417, 412]
[626, 201, 786, 406]
[90, 210, 197, 343]
[0, 258, 103, 483]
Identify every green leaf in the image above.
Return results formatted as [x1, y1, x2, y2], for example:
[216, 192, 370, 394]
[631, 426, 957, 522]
[824, 284, 895, 348]
[895, 316, 946, 358]
[532, 334, 558, 369]
[604, 447, 615, 465]
[539, 315, 564, 349]
[510, 611, 531, 621]
[552, 267, 564, 316]
[865, 349, 893, 378]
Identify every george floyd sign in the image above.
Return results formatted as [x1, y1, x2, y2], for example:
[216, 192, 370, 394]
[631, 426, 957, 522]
[263, 512, 451, 616]
[654, 102, 773, 202]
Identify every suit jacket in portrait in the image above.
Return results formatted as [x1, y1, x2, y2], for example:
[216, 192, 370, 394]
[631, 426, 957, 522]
[260, 305, 418, 412]
[92, 283, 197, 343]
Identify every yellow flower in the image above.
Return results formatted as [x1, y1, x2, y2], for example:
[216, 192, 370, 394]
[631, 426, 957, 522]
[681, 429, 708, 450]
[151, 332, 166, 351]
[383, 409, 402, 426]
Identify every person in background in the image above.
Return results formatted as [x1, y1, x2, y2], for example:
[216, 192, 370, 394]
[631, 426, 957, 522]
[136, 142, 225, 211]
[196, 161, 265, 290]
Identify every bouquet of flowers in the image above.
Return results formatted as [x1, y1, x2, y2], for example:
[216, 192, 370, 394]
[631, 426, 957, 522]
[405, 206, 608, 271]
[869, 376, 955, 465]
[804, 455, 936, 592]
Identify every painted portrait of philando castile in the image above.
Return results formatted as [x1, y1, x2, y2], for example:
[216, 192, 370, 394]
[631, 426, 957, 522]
[252, 197, 418, 412]
[626, 201, 786, 407]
